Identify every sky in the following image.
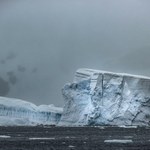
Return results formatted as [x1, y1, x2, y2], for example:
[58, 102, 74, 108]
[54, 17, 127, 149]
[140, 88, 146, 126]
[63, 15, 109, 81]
[0, 0, 150, 106]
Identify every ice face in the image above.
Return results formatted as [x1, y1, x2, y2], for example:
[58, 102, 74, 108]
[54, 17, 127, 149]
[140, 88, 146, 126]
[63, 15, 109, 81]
[0, 97, 63, 126]
[59, 68, 150, 126]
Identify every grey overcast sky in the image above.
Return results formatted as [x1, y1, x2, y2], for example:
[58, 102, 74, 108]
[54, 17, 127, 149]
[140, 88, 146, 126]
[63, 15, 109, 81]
[0, 0, 150, 106]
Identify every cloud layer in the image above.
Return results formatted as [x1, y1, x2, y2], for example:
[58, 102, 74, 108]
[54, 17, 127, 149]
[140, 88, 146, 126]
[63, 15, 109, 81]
[0, 0, 150, 106]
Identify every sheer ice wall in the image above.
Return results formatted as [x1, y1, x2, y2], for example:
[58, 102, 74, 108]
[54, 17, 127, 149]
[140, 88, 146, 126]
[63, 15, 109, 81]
[59, 68, 150, 126]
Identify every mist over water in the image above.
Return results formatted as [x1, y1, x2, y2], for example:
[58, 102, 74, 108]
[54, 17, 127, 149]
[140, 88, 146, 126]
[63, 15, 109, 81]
[0, 0, 150, 106]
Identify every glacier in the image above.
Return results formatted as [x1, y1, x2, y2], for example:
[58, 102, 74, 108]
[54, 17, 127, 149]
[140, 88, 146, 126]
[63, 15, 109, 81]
[0, 97, 63, 126]
[59, 68, 150, 126]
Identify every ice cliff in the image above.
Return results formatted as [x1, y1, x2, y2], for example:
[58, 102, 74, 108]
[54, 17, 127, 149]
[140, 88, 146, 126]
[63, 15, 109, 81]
[0, 97, 63, 126]
[59, 68, 150, 126]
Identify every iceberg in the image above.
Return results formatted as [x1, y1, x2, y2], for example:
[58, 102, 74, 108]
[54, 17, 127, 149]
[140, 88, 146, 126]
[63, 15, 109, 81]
[1, 68, 150, 126]
[0, 97, 63, 126]
[59, 68, 150, 126]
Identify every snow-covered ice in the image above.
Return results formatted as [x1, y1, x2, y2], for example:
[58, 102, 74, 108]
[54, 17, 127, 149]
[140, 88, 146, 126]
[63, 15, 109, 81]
[59, 68, 150, 126]
[0, 97, 63, 126]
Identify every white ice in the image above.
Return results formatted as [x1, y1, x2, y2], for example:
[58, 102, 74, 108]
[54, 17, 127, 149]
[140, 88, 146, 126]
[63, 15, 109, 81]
[0, 135, 11, 138]
[0, 97, 63, 126]
[29, 137, 55, 140]
[59, 68, 150, 126]
[104, 139, 133, 143]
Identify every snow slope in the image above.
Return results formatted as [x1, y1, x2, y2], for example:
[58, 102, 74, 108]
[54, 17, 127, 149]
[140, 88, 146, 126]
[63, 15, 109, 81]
[0, 97, 63, 126]
[59, 68, 150, 126]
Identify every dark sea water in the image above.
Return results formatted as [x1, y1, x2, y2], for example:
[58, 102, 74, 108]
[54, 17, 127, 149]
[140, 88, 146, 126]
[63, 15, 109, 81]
[0, 126, 150, 150]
